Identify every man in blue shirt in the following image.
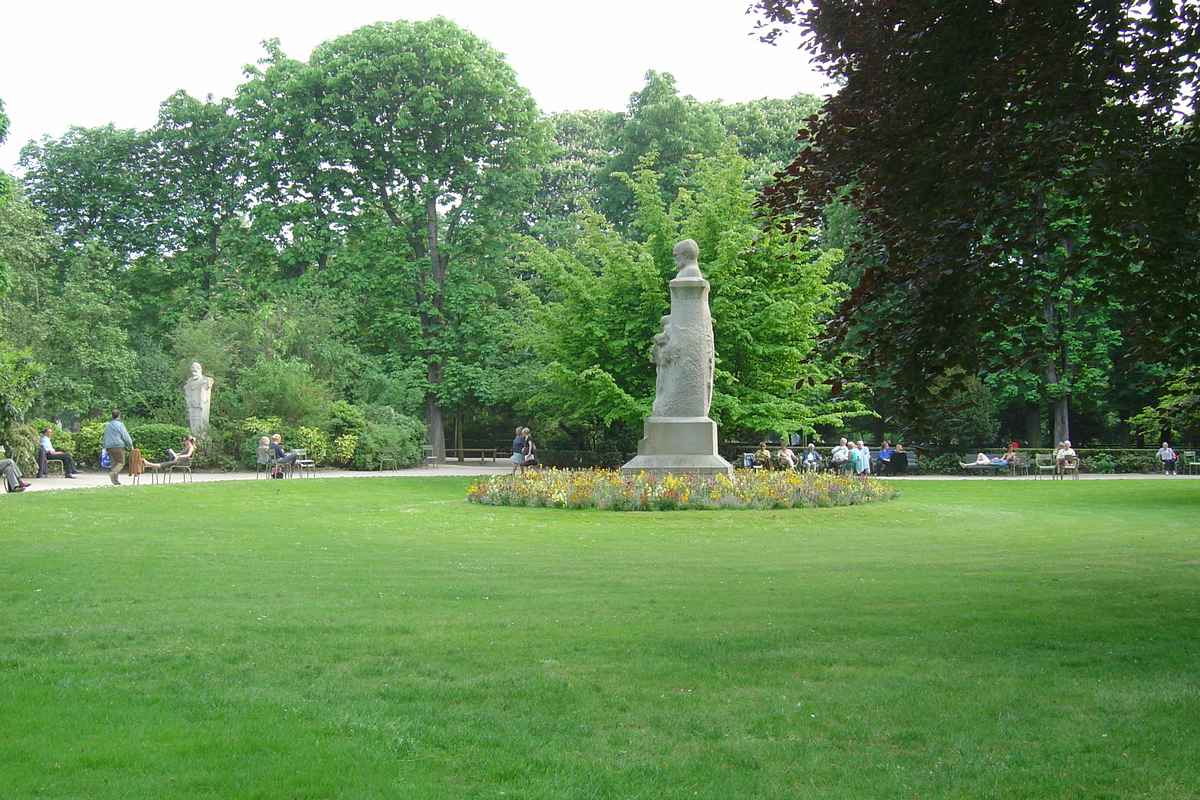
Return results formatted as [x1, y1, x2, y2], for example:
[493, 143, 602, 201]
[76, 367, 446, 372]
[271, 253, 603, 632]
[101, 410, 134, 485]
[40, 428, 79, 478]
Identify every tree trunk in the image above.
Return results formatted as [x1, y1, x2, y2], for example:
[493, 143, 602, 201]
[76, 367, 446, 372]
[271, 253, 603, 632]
[1042, 280, 1070, 447]
[454, 408, 464, 462]
[1052, 396, 1070, 446]
[425, 375, 445, 464]
[423, 194, 447, 462]
[1024, 402, 1042, 448]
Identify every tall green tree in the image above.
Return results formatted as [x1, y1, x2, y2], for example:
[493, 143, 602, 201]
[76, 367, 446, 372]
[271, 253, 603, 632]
[599, 70, 725, 230]
[240, 18, 546, 458]
[533, 109, 618, 243]
[33, 243, 140, 420]
[710, 93, 822, 189]
[143, 91, 257, 304]
[236, 39, 348, 277]
[19, 124, 155, 266]
[523, 146, 861, 442]
[754, 0, 1200, 421]
[0, 174, 51, 303]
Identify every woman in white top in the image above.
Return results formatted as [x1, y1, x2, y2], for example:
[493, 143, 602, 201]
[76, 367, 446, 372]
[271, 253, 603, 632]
[775, 444, 798, 471]
[1054, 440, 1077, 469]
[1156, 442, 1178, 475]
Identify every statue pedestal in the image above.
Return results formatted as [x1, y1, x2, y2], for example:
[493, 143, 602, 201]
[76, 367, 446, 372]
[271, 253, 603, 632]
[620, 417, 734, 476]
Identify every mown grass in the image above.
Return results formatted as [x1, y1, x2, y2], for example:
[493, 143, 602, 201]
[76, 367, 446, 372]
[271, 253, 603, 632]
[1, 477, 1198, 799]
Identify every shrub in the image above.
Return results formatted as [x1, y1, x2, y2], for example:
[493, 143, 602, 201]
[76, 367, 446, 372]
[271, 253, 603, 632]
[330, 435, 358, 467]
[238, 358, 330, 426]
[1082, 452, 1116, 474]
[73, 421, 106, 470]
[294, 426, 330, 465]
[3, 423, 39, 473]
[917, 452, 962, 475]
[539, 448, 625, 469]
[326, 400, 368, 439]
[349, 416, 425, 471]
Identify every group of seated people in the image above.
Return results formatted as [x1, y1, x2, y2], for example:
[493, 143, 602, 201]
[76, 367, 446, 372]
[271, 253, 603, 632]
[30, 428, 196, 482]
[748, 438, 908, 476]
[259, 433, 301, 477]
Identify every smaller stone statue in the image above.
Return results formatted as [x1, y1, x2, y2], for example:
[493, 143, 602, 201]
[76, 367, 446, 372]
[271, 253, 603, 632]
[183, 362, 214, 434]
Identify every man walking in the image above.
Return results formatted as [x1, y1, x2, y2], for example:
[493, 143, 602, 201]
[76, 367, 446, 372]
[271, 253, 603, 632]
[102, 410, 133, 485]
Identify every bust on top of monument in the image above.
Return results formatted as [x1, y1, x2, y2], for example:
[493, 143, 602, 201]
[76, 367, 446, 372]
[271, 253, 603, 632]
[672, 238, 703, 279]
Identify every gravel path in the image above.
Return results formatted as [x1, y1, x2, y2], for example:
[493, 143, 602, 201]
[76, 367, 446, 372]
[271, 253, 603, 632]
[16, 462, 1193, 492]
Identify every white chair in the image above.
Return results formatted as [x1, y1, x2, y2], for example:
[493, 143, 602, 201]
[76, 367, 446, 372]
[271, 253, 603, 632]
[292, 449, 315, 478]
[1035, 453, 1057, 479]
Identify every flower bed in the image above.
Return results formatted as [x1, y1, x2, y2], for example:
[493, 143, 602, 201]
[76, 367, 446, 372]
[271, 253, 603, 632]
[467, 469, 900, 511]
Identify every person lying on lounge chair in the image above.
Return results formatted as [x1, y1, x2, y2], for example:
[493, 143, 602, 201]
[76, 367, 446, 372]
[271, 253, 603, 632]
[961, 446, 1018, 469]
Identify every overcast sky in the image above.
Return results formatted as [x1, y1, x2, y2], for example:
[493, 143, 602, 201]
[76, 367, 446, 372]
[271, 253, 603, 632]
[0, 0, 830, 171]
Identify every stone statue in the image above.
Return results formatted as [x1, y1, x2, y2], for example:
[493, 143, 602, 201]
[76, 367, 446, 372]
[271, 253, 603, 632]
[183, 362, 214, 434]
[621, 239, 732, 476]
[649, 239, 715, 418]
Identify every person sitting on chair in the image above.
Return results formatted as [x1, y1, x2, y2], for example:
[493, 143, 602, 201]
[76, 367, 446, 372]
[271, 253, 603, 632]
[961, 446, 1018, 469]
[876, 441, 894, 476]
[775, 443, 799, 471]
[144, 434, 196, 469]
[752, 442, 772, 469]
[801, 443, 823, 472]
[1055, 440, 1077, 469]
[1156, 441, 1179, 475]
[270, 434, 298, 465]
[830, 438, 851, 471]
[40, 428, 80, 478]
[2, 458, 33, 492]
[849, 442, 869, 476]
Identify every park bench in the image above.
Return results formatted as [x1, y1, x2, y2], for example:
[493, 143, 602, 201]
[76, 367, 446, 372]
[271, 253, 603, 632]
[445, 448, 498, 463]
[961, 455, 1026, 476]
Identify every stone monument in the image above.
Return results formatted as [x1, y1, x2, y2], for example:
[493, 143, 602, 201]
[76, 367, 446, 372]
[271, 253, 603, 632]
[621, 240, 734, 476]
[183, 362, 214, 434]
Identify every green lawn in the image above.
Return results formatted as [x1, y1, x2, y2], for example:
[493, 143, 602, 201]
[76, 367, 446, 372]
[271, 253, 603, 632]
[2, 478, 1197, 799]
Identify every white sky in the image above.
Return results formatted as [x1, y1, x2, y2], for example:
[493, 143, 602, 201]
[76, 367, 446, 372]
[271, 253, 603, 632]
[0, 0, 829, 171]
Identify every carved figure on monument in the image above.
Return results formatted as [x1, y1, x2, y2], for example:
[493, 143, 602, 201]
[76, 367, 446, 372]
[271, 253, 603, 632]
[183, 362, 214, 433]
